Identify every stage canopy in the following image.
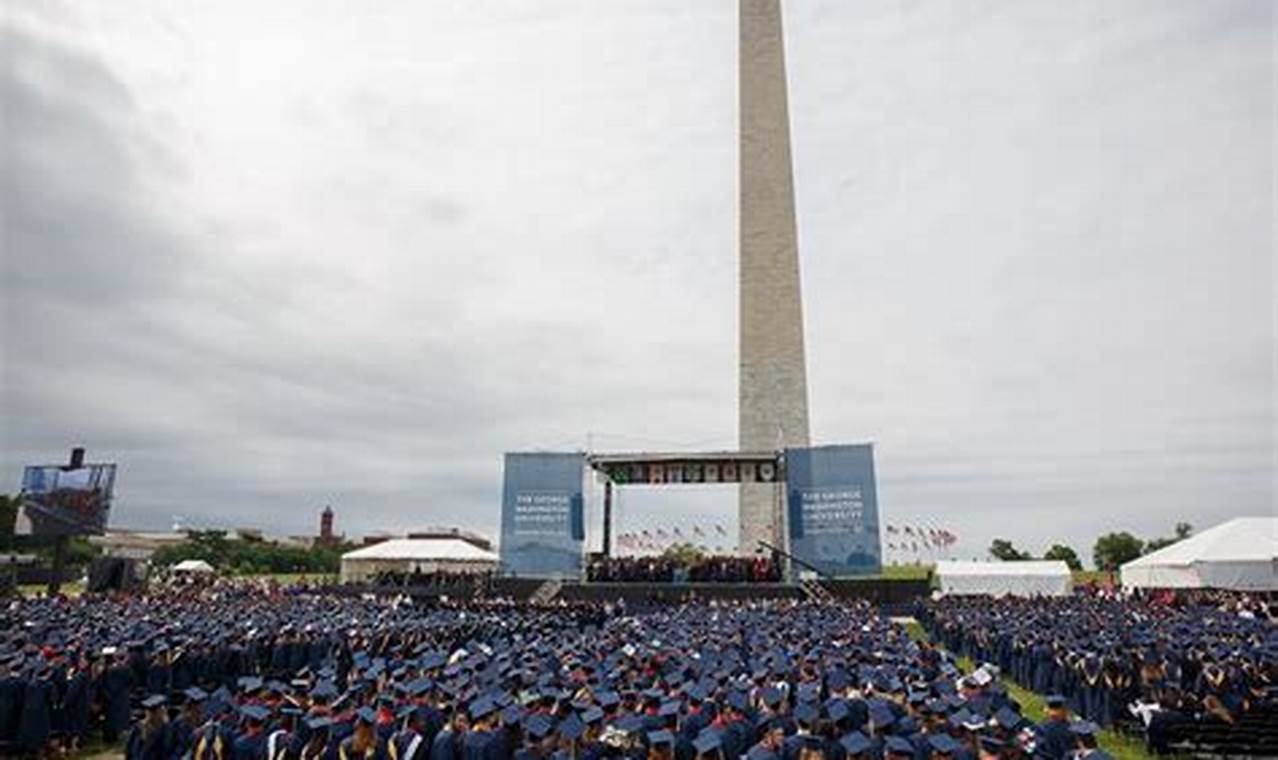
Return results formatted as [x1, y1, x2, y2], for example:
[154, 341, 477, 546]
[1121, 517, 1278, 591]
[936, 560, 1072, 597]
[341, 538, 499, 583]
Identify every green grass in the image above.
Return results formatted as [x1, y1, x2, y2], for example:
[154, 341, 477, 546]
[903, 620, 1167, 760]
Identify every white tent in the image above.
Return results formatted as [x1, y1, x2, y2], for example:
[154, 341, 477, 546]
[1121, 517, 1278, 591]
[340, 538, 498, 583]
[172, 559, 215, 574]
[936, 560, 1072, 597]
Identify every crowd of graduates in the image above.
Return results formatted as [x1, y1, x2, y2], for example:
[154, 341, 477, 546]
[917, 591, 1277, 754]
[585, 556, 781, 584]
[0, 582, 1272, 760]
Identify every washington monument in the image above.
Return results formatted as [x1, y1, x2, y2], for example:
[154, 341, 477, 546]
[739, 0, 811, 553]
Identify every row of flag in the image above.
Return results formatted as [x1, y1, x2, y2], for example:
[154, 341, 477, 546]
[611, 523, 960, 555]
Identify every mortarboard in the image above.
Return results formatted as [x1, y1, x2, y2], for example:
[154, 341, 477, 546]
[647, 729, 675, 747]
[356, 706, 378, 724]
[840, 731, 872, 756]
[306, 715, 332, 731]
[183, 687, 208, 703]
[884, 736, 914, 756]
[993, 707, 1022, 730]
[693, 732, 722, 755]
[526, 714, 554, 739]
[1045, 695, 1067, 710]
[928, 734, 960, 755]
[1069, 721, 1099, 736]
[142, 694, 167, 710]
[559, 713, 586, 741]
[241, 705, 270, 723]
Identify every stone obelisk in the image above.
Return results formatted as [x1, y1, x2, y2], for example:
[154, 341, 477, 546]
[739, 0, 810, 554]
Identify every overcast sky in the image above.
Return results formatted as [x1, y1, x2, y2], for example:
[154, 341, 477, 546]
[2, 0, 1272, 565]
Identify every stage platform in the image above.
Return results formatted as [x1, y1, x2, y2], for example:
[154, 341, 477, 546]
[343, 576, 931, 606]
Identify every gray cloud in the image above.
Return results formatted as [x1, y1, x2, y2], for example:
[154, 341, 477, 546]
[0, 1, 1271, 565]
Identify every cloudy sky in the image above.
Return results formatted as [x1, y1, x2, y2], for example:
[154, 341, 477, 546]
[2, 0, 1272, 564]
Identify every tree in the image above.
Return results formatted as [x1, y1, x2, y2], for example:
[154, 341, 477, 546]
[1093, 532, 1143, 571]
[988, 539, 1031, 561]
[1043, 544, 1082, 571]
[1143, 522, 1194, 554]
[0, 495, 17, 551]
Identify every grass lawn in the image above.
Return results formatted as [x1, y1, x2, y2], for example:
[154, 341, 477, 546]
[18, 580, 86, 597]
[902, 621, 1164, 760]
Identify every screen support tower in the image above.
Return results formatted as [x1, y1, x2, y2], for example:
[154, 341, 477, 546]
[739, 0, 810, 554]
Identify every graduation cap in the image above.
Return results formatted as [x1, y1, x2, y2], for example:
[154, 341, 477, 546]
[884, 736, 915, 756]
[501, 704, 524, 725]
[241, 705, 270, 723]
[826, 698, 850, 722]
[559, 713, 586, 741]
[993, 707, 1023, 731]
[928, 734, 960, 755]
[183, 687, 208, 703]
[582, 707, 605, 725]
[761, 687, 783, 707]
[311, 681, 339, 700]
[142, 694, 167, 710]
[1069, 721, 1099, 736]
[469, 697, 496, 720]
[647, 729, 675, 747]
[526, 714, 555, 739]
[659, 700, 681, 718]
[693, 732, 722, 755]
[794, 703, 819, 726]
[868, 704, 895, 729]
[840, 731, 872, 756]
[356, 706, 378, 725]
[1045, 695, 1067, 710]
[306, 715, 332, 732]
[615, 714, 646, 734]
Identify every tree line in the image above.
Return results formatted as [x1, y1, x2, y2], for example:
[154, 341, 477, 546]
[150, 530, 349, 575]
[988, 521, 1193, 571]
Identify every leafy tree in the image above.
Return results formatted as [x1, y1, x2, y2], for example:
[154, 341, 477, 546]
[0, 494, 17, 551]
[151, 533, 349, 575]
[1143, 522, 1194, 554]
[989, 538, 1031, 561]
[1093, 532, 1143, 571]
[1043, 544, 1082, 571]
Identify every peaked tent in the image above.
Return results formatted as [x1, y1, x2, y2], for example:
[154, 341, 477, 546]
[172, 559, 215, 574]
[1121, 517, 1277, 591]
[340, 538, 498, 583]
[936, 560, 1072, 597]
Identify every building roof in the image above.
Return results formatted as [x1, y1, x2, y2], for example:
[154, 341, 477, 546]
[341, 537, 498, 563]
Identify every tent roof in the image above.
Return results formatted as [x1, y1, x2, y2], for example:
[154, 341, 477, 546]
[936, 560, 1070, 577]
[1123, 517, 1277, 568]
[342, 538, 498, 563]
[173, 559, 214, 572]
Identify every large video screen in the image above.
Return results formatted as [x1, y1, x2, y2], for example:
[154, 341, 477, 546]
[15, 463, 117, 536]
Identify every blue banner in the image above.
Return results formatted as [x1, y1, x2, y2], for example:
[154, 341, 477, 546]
[499, 452, 586, 578]
[785, 444, 881, 576]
